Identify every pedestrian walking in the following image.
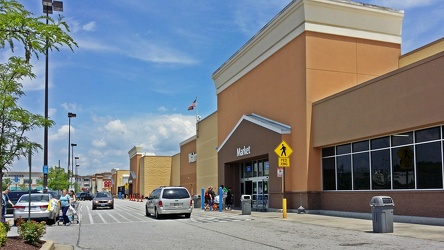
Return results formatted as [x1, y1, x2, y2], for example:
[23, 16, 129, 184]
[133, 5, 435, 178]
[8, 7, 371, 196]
[59, 189, 72, 226]
[2, 189, 14, 222]
[225, 187, 233, 211]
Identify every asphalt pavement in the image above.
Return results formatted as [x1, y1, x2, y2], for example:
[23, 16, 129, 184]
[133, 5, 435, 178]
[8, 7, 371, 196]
[6, 204, 444, 249]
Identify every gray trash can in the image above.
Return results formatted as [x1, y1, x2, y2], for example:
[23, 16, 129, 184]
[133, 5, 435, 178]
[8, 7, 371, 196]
[193, 195, 201, 208]
[241, 195, 251, 215]
[370, 196, 394, 233]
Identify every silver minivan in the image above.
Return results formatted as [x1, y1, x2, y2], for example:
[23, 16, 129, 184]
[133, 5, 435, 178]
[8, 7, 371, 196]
[145, 186, 193, 219]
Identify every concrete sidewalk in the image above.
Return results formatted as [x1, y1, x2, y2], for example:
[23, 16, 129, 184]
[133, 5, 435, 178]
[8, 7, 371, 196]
[239, 210, 444, 242]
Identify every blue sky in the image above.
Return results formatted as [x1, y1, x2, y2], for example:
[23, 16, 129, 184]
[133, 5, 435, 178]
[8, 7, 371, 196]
[7, 0, 444, 176]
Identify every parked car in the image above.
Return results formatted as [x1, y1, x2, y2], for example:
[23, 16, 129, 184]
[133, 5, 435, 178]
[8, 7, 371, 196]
[76, 192, 82, 200]
[13, 193, 60, 225]
[6, 190, 40, 214]
[78, 192, 93, 201]
[145, 186, 193, 219]
[92, 192, 114, 210]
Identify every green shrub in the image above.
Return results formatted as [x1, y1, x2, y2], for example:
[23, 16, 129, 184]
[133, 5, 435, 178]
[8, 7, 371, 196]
[0, 222, 8, 246]
[17, 219, 47, 245]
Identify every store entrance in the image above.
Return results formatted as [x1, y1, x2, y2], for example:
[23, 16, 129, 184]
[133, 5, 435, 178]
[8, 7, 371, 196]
[237, 158, 269, 211]
[241, 178, 269, 211]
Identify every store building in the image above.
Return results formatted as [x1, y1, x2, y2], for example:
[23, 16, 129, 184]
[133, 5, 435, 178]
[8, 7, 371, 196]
[212, 0, 444, 218]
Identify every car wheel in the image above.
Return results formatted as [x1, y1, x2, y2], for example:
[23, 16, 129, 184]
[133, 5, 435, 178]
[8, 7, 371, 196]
[92, 206, 96, 210]
[185, 213, 191, 218]
[110, 206, 114, 209]
[155, 208, 161, 219]
[145, 207, 150, 217]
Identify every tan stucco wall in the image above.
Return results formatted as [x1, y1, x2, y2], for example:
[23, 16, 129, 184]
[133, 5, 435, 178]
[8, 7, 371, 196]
[312, 51, 444, 147]
[128, 146, 142, 195]
[171, 153, 180, 186]
[196, 112, 218, 194]
[216, 31, 400, 193]
[399, 37, 444, 68]
[141, 156, 172, 196]
[180, 138, 197, 195]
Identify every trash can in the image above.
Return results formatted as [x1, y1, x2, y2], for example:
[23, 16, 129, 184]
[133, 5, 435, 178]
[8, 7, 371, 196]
[370, 196, 394, 233]
[193, 195, 201, 208]
[241, 195, 251, 215]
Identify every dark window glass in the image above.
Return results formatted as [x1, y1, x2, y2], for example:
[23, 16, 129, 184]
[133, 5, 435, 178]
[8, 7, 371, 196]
[322, 147, 335, 157]
[415, 127, 440, 143]
[337, 155, 352, 190]
[162, 188, 190, 199]
[371, 137, 389, 149]
[336, 144, 351, 155]
[353, 152, 370, 190]
[416, 142, 443, 189]
[322, 157, 336, 190]
[391, 132, 413, 147]
[392, 146, 415, 189]
[353, 141, 369, 152]
[371, 150, 391, 189]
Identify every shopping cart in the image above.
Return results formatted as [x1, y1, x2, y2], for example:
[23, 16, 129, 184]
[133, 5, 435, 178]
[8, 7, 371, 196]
[57, 202, 80, 225]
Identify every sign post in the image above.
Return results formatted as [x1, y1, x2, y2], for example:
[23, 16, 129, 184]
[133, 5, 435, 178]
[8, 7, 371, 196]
[274, 141, 293, 219]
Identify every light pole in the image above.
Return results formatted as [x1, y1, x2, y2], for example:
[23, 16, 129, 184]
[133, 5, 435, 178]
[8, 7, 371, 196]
[42, 0, 64, 193]
[67, 112, 76, 181]
[70, 143, 77, 190]
[75, 156, 79, 190]
[76, 164, 80, 191]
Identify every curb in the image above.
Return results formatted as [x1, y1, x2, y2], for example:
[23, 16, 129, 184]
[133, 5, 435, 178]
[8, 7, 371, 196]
[40, 240, 55, 250]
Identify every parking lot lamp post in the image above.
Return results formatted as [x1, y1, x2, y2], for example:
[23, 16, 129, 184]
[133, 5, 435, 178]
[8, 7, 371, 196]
[42, 0, 64, 193]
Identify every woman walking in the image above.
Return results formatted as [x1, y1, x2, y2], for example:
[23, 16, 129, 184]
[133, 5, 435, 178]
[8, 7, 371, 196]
[59, 189, 72, 226]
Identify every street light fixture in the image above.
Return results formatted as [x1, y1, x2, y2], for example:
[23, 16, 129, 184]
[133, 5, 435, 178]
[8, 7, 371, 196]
[67, 112, 76, 180]
[42, 0, 64, 193]
[70, 143, 77, 190]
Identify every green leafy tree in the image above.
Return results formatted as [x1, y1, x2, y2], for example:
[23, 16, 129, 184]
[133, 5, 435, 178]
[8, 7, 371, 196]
[0, 0, 77, 222]
[47, 166, 68, 191]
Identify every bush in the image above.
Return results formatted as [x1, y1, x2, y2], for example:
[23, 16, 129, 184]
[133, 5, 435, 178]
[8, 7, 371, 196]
[0, 221, 10, 246]
[16, 219, 47, 245]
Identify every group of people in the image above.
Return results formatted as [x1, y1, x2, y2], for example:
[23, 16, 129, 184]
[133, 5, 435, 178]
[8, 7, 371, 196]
[59, 189, 77, 226]
[204, 185, 233, 211]
[1, 188, 77, 226]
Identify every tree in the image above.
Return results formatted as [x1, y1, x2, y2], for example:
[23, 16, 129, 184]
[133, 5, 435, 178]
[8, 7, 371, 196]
[47, 166, 68, 191]
[0, 0, 77, 222]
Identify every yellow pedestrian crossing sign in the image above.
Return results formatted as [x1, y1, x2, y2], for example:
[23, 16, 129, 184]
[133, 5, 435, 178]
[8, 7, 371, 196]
[275, 141, 293, 157]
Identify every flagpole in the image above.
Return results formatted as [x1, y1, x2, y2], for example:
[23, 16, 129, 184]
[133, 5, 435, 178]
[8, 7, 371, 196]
[195, 96, 199, 123]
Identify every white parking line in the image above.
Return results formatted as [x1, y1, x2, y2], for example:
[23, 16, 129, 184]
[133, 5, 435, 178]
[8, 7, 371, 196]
[97, 211, 107, 224]
[86, 205, 94, 224]
[105, 211, 121, 223]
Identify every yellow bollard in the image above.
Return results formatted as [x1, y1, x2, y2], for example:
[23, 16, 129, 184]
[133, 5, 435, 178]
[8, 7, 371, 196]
[282, 198, 287, 219]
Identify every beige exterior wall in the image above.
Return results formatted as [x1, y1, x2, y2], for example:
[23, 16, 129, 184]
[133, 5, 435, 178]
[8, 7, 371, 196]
[212, 0, 403, 209]
[171, 153, 180, 186]
[399, 37, 444, 68]
[180, 137, 197, 195]
[140, 156, 172, 196]
[196, 112, 218, 194]
[128, 146, 142, 195]
[111, 170, 129, 196]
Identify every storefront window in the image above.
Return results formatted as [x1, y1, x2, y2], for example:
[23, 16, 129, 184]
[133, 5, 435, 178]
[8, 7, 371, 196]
[244, 162, 253, 178]
[258, 160, 264, 176]
[264, 161, 269, 176]
[392, 146, 415, 189]
[322, 125, 444, 191]
[371, 149, 391, 189]
[337, 155, 352, 190]
[416, 142, 442, 189]
[253, 161, 258, 177]
[353, 152, 369, 190]
[322, 157, 336, 190]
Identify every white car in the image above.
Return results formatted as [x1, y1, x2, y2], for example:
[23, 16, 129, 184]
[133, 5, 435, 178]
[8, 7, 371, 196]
[13, 193, 60, 225]
[145, 186, 193, 219]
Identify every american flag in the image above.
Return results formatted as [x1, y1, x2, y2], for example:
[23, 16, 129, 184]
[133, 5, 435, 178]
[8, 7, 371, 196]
[187, 98, 197, 111]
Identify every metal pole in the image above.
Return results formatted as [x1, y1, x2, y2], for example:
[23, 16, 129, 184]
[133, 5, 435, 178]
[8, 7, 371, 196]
[68, 116, 71, 180]
[43, 11, 49, 194]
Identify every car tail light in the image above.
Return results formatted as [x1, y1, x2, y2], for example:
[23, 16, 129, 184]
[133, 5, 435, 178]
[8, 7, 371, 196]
[190, 200, 193, 206]
[39, 205, 48, 210]
[158, 201, 163, 207]
[14, 205, 26, 209]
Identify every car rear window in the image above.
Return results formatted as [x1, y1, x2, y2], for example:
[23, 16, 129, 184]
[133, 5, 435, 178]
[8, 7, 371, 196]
[162, 189, 190, 199]
[96, 193, 109, 198]
[19, 195, 50, 202]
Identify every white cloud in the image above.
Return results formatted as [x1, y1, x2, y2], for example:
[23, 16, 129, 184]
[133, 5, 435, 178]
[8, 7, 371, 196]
[49, 124, 73, 140]
[82, 21, 96, 31]
[158, 106, 167, 112]
[105, 119, 127, 135]
[92, 139, 107, 148]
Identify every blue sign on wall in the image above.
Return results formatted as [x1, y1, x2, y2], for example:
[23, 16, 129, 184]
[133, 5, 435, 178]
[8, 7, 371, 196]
[14, 176, 19, 183]
[43, 165, 48, 174]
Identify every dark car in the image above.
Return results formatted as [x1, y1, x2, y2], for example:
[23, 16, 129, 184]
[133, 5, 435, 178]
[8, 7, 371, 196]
[6, 190, 40, 214]
[92, 192, 114, 210]
[78, 192, 93, 201]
